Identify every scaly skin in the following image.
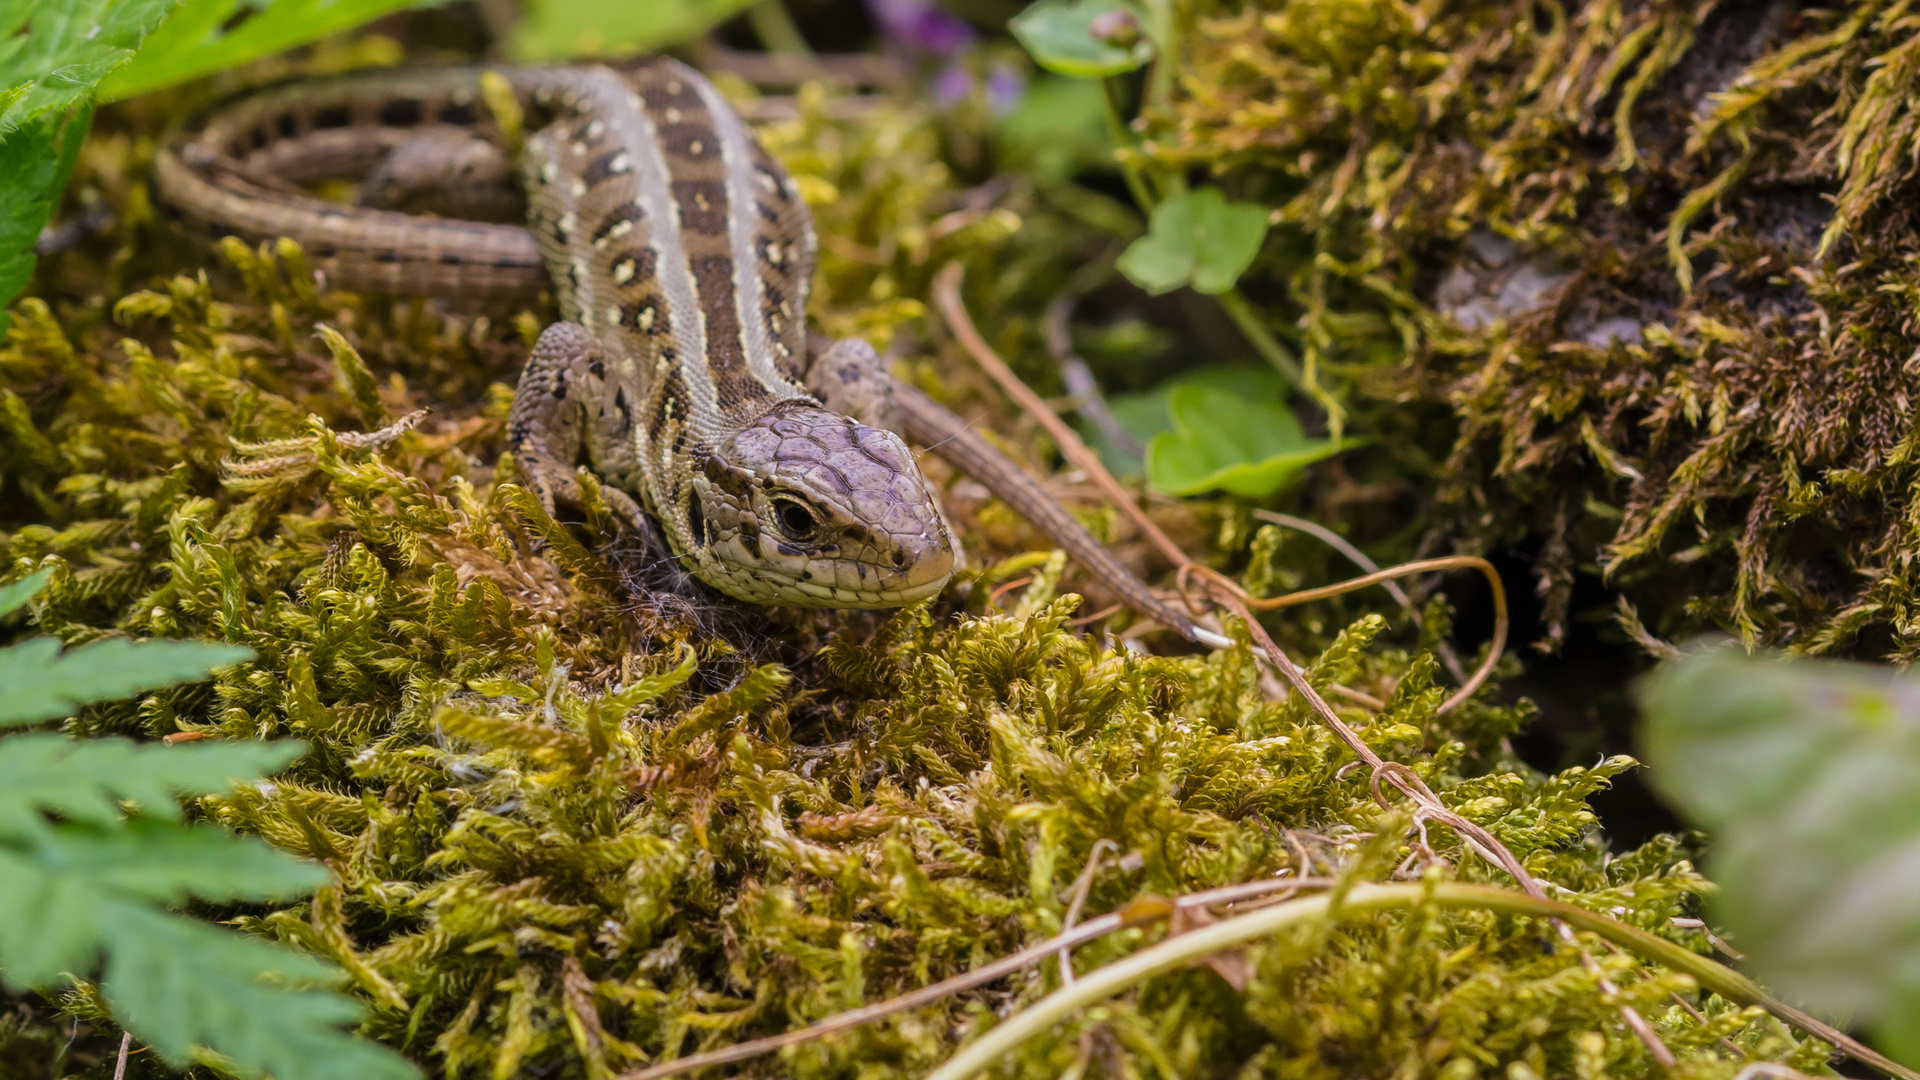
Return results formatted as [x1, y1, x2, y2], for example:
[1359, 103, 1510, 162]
[152, 60, 1199, 635]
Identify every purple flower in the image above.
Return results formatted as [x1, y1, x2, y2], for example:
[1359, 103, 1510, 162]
[931, 61, 975, 103]
[866, 0, 975, 56]
[868, 0, 1026, 117]
[985, 62, 1025, 114]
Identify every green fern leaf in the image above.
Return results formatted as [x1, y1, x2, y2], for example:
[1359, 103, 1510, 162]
[101, 902, 418, 1080]
[29, 816, 327, 903]
[0, 636, 253, 727]
[0, 818, 326, 986]
[0, 733, 303, 836]
[0, 568, 49, 619]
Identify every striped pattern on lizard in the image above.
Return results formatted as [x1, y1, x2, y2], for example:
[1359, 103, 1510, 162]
[152, 59, 1203, 636]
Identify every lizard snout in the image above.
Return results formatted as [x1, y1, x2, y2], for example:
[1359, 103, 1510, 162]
[689, 405, 955, 608]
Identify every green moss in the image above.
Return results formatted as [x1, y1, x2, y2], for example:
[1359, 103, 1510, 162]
[0, 37, 1845, 1080]
[1136, 0, 1920, 660]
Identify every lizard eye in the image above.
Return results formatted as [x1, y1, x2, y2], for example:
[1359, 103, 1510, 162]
[773, 498, 819, 541]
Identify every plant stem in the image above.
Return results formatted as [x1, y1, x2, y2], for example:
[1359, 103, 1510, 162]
[1216, 287, 1347, 439]
[747, 0, 811, 56]
[1097, 76, 1157, 214]
[925, 881, 1920, 1080]
[1214, 287, 1302, 385]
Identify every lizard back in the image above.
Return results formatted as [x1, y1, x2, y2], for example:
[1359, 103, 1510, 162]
[519, 62, 821, 548]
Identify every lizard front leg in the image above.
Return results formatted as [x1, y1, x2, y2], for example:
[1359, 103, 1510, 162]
[508, 322, 649, 536]
[804, 337, 902, 433]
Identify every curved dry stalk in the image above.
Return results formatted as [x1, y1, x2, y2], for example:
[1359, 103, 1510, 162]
[1251, 509, 1470, 685]
[1179, 556, 1505, 715]
[932, 263, 1192, 572]
[924, 882, 1920, 1080]
[1057, 839, 1117, 985]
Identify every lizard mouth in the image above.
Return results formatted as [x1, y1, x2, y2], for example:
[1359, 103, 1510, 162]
[697, 549, 955, 609]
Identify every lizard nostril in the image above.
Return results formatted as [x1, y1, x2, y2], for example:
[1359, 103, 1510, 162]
[891, 550, 906, 568]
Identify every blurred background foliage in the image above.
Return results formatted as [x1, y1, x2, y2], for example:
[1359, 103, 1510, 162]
[4, 0, 1920, 1074]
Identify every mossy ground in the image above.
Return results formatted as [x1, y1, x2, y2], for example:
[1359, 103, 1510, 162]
[0, 0, 1897, 1075]
[1152, 0, 1920, 665]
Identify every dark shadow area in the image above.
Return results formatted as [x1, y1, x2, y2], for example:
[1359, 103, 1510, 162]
[1450, 548, 1683, 849]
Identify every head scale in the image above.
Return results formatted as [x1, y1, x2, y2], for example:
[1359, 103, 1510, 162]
[682, 404, 954, 607]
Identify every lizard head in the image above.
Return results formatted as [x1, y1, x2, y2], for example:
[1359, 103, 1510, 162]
[685, 404, 955, 608]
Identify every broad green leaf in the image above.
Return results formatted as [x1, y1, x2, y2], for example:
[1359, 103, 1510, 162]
[1091, 363, 1274, 475]
[1010, 0, 1153, 79]
[1639, 648, 1920, 1063]
[0, 636, 254, 727]
[1143, 371, 1348, 497]
[512, 0, 758, 61]
[0, 0, 175, 131]
[103, 0, 428, 101]
[996, 76, 1115, 185]
[0, 568, 50, 619]
[0, 733, 304, 837]
[1118, 187, 1271, 295]
[0, 104, 92, 337]
[0, 0, 172, 334]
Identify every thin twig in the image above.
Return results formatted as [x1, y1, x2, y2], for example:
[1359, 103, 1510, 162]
[1046, 277, 1144, 459]
[1672, 916, 1745, 960]
[1668, 990, 1748, 1058]
[1058, 840, 1117, 986]
[934, 264, 1190, 570]
[113, 1031, 131, 1080]
[615, 877, 1332, 1080]
[1178, 558, 1504, 716]
[1252, 510, 1470, 685]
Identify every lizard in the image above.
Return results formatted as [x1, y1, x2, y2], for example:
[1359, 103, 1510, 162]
[150, 59, 1209, 638]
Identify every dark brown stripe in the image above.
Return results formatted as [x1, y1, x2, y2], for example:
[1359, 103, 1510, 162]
[689, 253, 765, 404]
[657, 122, 717, 160]
[638, 69, 703, 112]
[672, 179, 727, 236]
[379, 98, 424, 126]
[591, 201, 643, 245]
[611, 247, 656, 284]
[649, 366, 694, 446]
[583, 149, 628, 186]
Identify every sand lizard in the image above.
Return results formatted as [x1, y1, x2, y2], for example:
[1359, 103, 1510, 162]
[151, 59, 1202, 637]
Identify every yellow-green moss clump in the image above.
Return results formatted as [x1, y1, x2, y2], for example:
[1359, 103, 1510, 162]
[1149, 0, 1920, 659]
[0, 30, 1846, 1080]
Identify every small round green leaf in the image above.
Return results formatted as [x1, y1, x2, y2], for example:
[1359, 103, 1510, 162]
[1009, 0, 1155, 79]
[1118, 187, 1272, 296]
